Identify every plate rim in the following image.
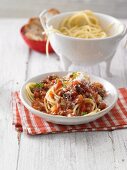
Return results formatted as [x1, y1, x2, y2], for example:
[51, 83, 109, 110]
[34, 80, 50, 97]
[20, 71, 118, 120]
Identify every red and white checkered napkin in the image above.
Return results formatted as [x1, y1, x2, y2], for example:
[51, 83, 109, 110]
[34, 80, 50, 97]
[12, 88, 127, 135]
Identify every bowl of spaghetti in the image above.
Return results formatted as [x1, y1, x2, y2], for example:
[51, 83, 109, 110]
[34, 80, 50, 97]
[40, 10, 126, 66]
[20, 72, 118, 125]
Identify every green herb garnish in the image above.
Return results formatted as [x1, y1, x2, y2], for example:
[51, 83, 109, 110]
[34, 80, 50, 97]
[81, 112, 88, 116]
[63, 83, 66, 88]
[36, 83, 44, 88]
[89, 95, 93, 99]
[72, 72, 78, 79]
[62, 80, 67, 88]
[70, 72, 80, 79]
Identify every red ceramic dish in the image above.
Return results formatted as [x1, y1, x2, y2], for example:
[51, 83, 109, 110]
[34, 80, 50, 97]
[20, 26, 54, 54]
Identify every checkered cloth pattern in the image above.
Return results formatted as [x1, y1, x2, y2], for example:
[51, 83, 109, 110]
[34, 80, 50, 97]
[12, 88, 127, 135]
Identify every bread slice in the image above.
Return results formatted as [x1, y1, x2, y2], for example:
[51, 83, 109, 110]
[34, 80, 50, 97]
[23, 9, 60, 41]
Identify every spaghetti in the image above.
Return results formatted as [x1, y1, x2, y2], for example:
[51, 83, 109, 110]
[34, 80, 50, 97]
[58, 10, 107, 39]
[25, 72, 107, 117]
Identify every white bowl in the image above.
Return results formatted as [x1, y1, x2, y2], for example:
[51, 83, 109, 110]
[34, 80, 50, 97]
[40, 11, 126, 66]
[20, 72, 118, 125]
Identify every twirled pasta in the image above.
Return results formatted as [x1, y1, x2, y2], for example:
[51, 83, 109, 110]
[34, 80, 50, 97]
[58, 10, 107, 39]
[25, 82, 36, 102]
[25, 72, 107, 117]
[44, 84, 98, 116]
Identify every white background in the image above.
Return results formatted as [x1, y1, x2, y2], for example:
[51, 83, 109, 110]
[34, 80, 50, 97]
[0, 0, 127, 18]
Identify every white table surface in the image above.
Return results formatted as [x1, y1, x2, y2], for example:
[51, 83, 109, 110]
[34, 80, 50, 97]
[0, 19, 127, 170]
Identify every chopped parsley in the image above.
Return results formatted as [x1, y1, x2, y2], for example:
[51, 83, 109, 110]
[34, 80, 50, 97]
[62, 80, 67, 88]
[81, 112, 88, 116]
[72, 72, 78, 79]
[63, 83, 67, 88]
[35, 83, 44, 88]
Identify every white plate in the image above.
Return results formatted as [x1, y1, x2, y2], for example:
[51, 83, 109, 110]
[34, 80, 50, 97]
[20, 72, 118, 125]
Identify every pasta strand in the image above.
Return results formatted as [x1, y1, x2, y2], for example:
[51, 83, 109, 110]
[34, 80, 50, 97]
[58, 10, 107, 39]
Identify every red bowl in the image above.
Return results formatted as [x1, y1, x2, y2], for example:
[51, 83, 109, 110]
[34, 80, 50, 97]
[20, 26, 54, 54]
